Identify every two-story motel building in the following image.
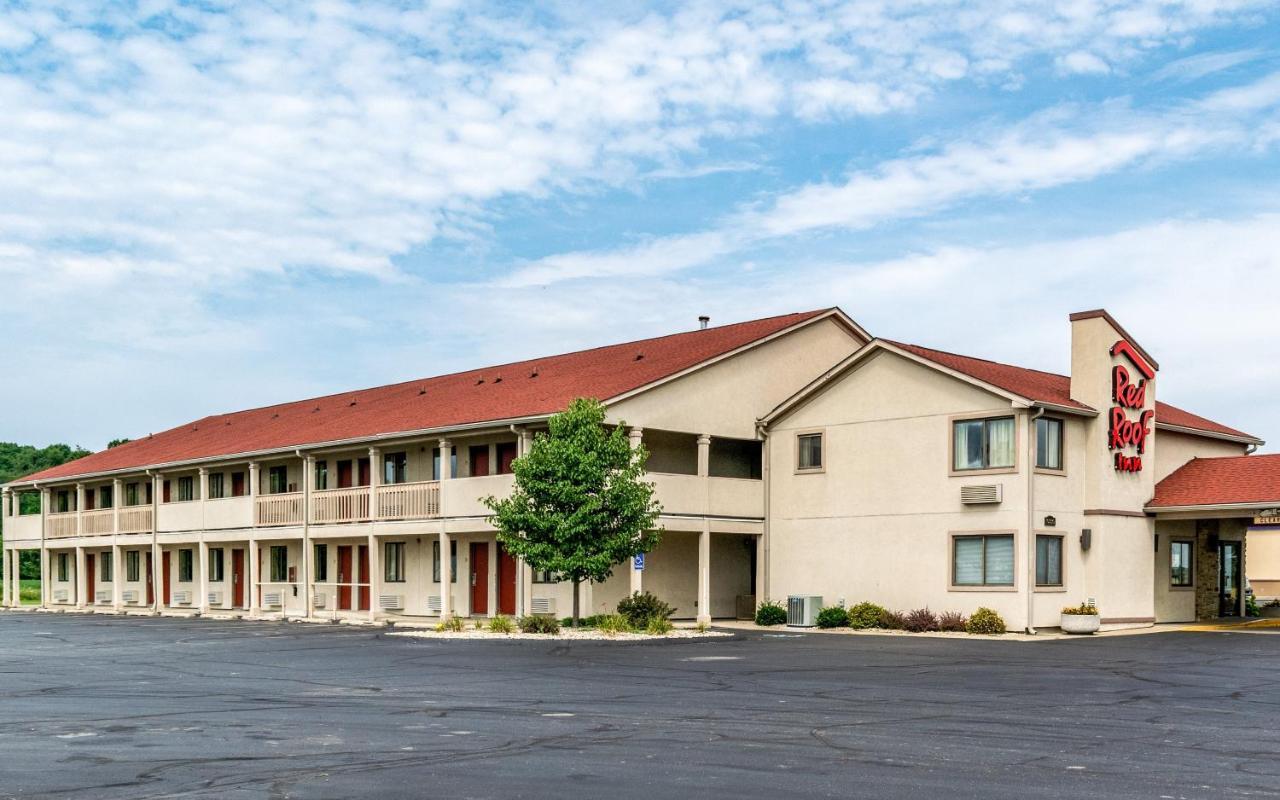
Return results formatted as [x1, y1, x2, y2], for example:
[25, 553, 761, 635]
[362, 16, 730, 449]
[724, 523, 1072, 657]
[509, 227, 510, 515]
[3, 308, 1278, 631]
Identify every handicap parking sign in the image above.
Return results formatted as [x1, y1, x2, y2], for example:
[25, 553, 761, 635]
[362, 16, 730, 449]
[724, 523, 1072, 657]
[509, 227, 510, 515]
[633, 553, 645, 570]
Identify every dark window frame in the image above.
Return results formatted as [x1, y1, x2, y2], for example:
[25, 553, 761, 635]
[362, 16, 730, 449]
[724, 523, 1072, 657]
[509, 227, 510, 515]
[796, 432, 823, 471]
[209, 548, 225, 582]
[384, 542, 406, 583]
[1035, 534, 1064, 587]
[178, 549, 194, 582]
[270, 546, 288, 582]
[432, 540, 457, 583]
[1170, 540, 1194, 587]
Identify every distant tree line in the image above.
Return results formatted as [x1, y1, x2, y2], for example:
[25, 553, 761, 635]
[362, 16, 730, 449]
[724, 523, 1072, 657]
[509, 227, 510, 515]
[0, 442, 93, 578]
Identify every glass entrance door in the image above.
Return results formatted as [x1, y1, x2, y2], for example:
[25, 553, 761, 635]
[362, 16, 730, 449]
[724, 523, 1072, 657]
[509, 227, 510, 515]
[1219, 541, 1242, 617]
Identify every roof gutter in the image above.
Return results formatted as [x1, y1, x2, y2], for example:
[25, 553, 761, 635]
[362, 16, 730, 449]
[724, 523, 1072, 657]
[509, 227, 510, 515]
[1154, 422, 1263, 447]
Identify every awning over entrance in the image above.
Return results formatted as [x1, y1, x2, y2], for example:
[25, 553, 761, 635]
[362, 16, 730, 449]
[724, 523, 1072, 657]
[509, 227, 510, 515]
[1147, 453, 1280, 516]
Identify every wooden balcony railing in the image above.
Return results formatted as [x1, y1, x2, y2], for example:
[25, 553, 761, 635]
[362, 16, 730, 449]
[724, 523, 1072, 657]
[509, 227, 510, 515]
[118, 506, 153, 534]
[46, 513, 78, 538]
[81, 509, 114, 535]
[256, 492, 303, 527]
[376, 481, 440, 521]
[311, 487, 371, 524]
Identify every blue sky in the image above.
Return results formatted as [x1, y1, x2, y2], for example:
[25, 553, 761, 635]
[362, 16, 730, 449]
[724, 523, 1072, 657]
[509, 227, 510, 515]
[1, 1, 1279, 451]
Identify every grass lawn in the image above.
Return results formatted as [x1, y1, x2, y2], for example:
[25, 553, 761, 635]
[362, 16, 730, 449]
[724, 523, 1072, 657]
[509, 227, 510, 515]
[0, 580, 41, 605]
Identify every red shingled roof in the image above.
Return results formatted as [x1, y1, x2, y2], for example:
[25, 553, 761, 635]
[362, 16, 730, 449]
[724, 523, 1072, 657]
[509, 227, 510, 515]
[15, 310, 835, 484]
[1149, 454, 1280, 509]
[887, 341, 1258, 441]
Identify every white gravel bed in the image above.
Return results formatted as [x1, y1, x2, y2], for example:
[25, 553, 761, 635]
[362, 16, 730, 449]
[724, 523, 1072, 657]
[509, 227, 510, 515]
[388, 627, 734, 641]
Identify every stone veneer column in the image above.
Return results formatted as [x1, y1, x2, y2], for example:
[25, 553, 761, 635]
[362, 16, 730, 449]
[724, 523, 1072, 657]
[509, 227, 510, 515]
[1194, 520, 1220, 621]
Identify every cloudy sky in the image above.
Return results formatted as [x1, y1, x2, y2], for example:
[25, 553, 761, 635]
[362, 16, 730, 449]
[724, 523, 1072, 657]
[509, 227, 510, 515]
[2, 1, 1278, 451]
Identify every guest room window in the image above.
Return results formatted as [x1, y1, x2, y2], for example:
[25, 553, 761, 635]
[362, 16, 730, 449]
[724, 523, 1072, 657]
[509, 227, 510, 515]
[953, 534, 1015, 587]
[953, 417, 1015, 471]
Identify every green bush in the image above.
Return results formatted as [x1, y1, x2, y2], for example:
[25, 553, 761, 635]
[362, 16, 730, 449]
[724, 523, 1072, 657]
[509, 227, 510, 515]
[755, 600, 787, 626]
[903, 608, 939, 632]
[1061, 603, 1098, 615]
[816, 606, 850, 628]
[937, 611, 967, 632]
[645, 616, 674, 635]
[596, 613, 633, 635]
[965, 607, 1007, 635]
[878, 609, 907, 630]
[436, 615, 465, 632]
[518, 615, 562, 634]
[617, 592, 675, 629]
[847, 602, 886, 629]
[488, 615, 516, 634]
[1246, 596, 1261, 617]
[560, 615, 603, 628]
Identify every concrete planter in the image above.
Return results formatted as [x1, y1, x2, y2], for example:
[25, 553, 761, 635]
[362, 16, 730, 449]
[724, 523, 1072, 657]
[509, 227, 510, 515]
[1060, 613, 1100, 634]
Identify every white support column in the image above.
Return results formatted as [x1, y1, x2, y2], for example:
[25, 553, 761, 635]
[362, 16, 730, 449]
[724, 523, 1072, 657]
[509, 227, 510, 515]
[438, 528, 452, 619]
[519, 558, 533, 618]
[74, 545, 86, 609]
[198, 539, 210, 615]
[109, 543, 123, 611]
[112, 479, 122, 535]
[367, 531, 380, 622]
[151, 474, 163, 614]
[248, 462, 259, 526]
[697, 523, 711, 625]
[248, 537, 259, 615]
[302, 455, 313, 619]
[75, 483, 85, 536]
[40, 488, 50, 608]
[487, 539, 498, 618]
[368, 447, 380, 520]
[628, 427, 644, 597]
[696, 434, 711, 478]
[1, 547, 9, 608]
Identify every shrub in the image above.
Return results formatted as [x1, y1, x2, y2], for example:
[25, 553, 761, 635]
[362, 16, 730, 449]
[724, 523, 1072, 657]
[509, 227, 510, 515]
[617, 592, 675, 629]
[877, 609, 907, 630]
[847, 602, 886, 630]
[694, 620, 710, 634]
[755, 600, 787, 626]
[1061, 603, 1098, 615]
[596, 613, 633, 635]
[518, 615, 562, 634]
[965, 607, 1007, 635]
[1246, 596, 1261, 617]
[436, 615, 465, 632]
[488, 615, 515, 634]
[561, 615, 603, 628]
[816, 606, 850, 629]
[645, 616, 674, 635]
[903, 608, 939, 633]
[937, 611, 967, 632]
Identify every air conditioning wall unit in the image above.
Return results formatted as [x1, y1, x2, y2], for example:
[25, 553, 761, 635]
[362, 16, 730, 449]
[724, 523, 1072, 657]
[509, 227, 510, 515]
[172, 590, 192, 605]
[426, 595, 442, 614]
[207, 592, 222, 606]
[787, 595, 822, 628]
[531, 597, 556, 615]
[53, 589, 69, 603]
[263, 592, 283, 608]
[379, 595, 404, 611]
[313, 592, 327, 610]
[960, 484, 1003, 505]
[95, 591, 111, 604]
[122, 590, 139, 604]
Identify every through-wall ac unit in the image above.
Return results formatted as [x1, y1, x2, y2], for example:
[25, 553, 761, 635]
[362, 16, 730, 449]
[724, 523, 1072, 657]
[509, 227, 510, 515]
[172, 590, 192, 605]
[122, 590, 139, 604]
[313, 592, 326, 610]
[426, 595, 442, 614]
[95, 591, 111, 604]
[531, 597, 556, 615]
[379, 594, 404, 611]
[960, 484, 1003, 505]
[787, 595, 822, 627]
[263, 592, 283, 608]
[53, 589, 69, 603]
[207, 592, 222, 606]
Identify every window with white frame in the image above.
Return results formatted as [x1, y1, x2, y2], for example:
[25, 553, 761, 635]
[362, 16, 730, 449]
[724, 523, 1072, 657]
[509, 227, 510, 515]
[952, 534, 1015, 586]
[1035, 418, 1064, 470]
[384, 542, 405, 582]
[209, 548, 225, 582]
[953, 417, 1015, 471]
[178, 549, 194, 582]
[208, 473, 225, 499]
[432, 540, 457, 583]
[1035, 535, 1063, 586]
[100, 551, 114, 583]
[796, 432, 823, 471]
[126, 550, 140, 582]
[58, 553, 69, 581]
[270, 546, 288, 582]
[177, 476, 195, 502]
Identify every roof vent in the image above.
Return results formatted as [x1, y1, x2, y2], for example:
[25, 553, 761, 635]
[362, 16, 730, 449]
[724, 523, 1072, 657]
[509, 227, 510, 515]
[530, 370, 539, 378]
[494, 376, 502, 383]
[313, 406, 321, 412]
[476, 378, 485, 385]
[418, 388, 427, 396]
[348, 400, 357, 407]
[634, 353, 644, 361]
[698, 315, 710, 330]
[272, 413, 279, 419]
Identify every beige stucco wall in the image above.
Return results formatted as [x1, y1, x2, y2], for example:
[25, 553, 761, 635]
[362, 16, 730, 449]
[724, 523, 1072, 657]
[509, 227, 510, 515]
[1246, 527, 1280, 600]
[1153, 431, 1249, 483]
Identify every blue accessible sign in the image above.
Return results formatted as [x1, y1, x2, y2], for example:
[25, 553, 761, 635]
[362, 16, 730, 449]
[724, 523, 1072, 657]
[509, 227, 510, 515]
[633, 553, 645, 571]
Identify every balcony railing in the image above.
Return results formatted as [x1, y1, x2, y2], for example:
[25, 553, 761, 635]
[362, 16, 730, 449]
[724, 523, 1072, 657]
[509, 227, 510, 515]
[376, 481, 440, 521]
[47, 513, 77, 538]
[311, 487, 371, 524]
[81, 509, 114, 535]
[118, 506, 154, 534]
[256, 492, 303, 527]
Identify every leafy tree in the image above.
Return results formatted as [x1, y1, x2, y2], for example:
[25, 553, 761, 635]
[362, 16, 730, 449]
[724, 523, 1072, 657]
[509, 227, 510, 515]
[484, 398, 662, 627]
[107, 438, 132, 449]
[0, 442, 92, 578]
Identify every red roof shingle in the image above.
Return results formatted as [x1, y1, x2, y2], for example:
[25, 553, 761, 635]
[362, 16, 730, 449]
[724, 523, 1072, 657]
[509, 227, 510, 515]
[887, 341, 1258, 441]
[1149, 454, 1280, 509]
[15, 310, 833, 484]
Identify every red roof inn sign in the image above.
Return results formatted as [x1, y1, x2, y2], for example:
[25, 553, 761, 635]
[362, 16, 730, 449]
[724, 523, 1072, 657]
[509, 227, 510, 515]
[1109, 340, 1155, 474]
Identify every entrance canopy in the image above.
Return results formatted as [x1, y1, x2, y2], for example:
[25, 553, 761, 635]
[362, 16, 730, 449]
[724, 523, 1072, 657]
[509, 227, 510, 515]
[1148, 454, 1280, 519]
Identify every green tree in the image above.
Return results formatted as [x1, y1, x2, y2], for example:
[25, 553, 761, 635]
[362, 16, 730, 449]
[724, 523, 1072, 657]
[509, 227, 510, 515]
[107, 438, 132, 449]
[0, 442, 92, 579]
[484, 398, 662, 627]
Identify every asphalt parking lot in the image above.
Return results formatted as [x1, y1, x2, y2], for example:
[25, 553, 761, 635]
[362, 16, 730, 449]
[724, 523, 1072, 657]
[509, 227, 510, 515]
[1, 614, 1278, 799]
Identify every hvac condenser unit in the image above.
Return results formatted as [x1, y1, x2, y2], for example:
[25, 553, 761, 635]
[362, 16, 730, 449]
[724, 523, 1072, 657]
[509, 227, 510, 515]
[122, 590, 139, 604]
[787, 595, 823, 628]
[531, 597, 557, 615]
[313, 592, 327, 610]
[95, 591, 111, 604]
[378, 595, 404, 611]
[172, 590, 192, 605]
[960, 484, 1003, 505]
[207, 592, 222, 606]
[263, 592, 283, 608]
[426, 595, 443, 614]
[53, 589, 69, 603]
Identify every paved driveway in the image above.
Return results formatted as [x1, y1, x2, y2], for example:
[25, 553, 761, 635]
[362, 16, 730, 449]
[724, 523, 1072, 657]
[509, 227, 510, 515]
[1, 613, 1278, 799]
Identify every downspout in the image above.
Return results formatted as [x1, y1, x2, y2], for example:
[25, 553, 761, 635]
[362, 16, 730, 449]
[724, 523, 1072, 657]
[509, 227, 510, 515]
[1246, 444, 1260, 455]
[1026, 407, 1045, 635]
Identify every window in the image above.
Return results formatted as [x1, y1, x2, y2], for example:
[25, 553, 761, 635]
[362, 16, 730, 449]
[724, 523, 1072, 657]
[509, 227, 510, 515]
[1170, 540, 1193, 587]
[384, 542, 405, 582]
[314, 460, 328, 491]
[797, 432, 823, 471]
[57, 491, 71, 514]
[178, 549, 194, 582]
[432, 540, 457, 583]
[145, 482, 152, 505]
[532, 568, 558, 584]
[270, 546, 288, 582]
[953, 417, 1015, 471]
[952, 534, 1015, 587]
[432, 447, 457, 480]
[126, 550, 140, 582]
[84, 490, 95, 511]
[1035, 418, 1064, 471]
[384, 452, 407, 485]
[231, 472, 246, 497]
[209, 548, 225, 581]
[100, 551, 113, 582]
[177, 476, 195, 502]
[208, 473, 225, 499]
[58, 553, 69, 582]
[314, 544, 328, 582]
[125, 482, 140, 507]
[100, 486, 114, 510]
[268, 466, 288, 495]
[1035, 535, 1063, 587]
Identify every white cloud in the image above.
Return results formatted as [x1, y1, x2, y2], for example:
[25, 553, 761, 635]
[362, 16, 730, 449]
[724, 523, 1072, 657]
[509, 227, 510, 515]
[1058, 51, 1112, 74]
